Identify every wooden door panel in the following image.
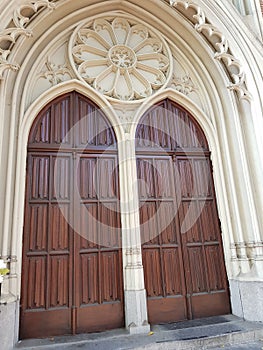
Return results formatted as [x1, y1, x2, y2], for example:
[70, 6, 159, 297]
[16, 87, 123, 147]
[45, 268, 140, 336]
[78, 157, 97, 199]
[142, 249, 163, 297]
[99, 204, 121, 247]
[29, 95, 72, 148]
[205, 245, 228, 291]
[147, 297, 187, 324]
[140, 202, 159, 245]
[30, 156, 50, 199]
[187, 246, 208, 293]
[194, 158, 213, 197]
[77, 302, 124, 334]
[79, 203, 99, 248]
[75, 95, 116, 148]
[79, 253, 99, 305]
[190, 291, 231, 319]
[136, 99, 230, 325]
[179, 201, 201, 243]
[20, 309, 72, 339]
[25, 256, 46, 309]
[199, 201, 221, 242]
[162, 249, 183, 296]
[158, 203, 178, 245]
[52, 156, 71, 200]
[21, 92, 123, 339]
[101, 251, 122, 302]
[49, 255, 70, 308]
[28, 205, 48, 251]
[50, 204, 70, 251]
[77, 248, 124, 333]
[96, 158, 118, 199]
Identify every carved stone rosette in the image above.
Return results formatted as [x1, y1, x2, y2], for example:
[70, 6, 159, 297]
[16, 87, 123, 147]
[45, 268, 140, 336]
[69, 16, 172, 102]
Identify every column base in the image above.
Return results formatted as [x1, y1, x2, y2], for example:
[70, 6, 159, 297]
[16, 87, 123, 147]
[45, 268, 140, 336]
[230, 279, 263, 322]
[125, 289, 150, 334]
[0, 296, 18, 350]
[128, 323, 151, 335]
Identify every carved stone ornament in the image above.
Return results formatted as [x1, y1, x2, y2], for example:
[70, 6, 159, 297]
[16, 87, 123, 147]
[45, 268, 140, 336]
[40, 60, 73, 86]
[168, 0, 252, 101]
[0, 0, 56, 79]
[170, 74, 197, 95]
[69, 16, 172, 101]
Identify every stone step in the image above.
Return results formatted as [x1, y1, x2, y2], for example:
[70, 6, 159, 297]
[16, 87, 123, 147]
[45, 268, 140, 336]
[16, 315, 263, 350]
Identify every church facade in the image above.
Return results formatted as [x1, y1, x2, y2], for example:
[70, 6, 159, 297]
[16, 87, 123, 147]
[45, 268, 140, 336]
[0, 1, 262, 349]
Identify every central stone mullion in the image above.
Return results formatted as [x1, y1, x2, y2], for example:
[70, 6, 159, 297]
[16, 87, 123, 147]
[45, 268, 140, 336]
[118, 137, 150, 334]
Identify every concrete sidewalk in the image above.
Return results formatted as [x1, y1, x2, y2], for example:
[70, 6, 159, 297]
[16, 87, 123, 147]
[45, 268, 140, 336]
[16, 315, 263, 350]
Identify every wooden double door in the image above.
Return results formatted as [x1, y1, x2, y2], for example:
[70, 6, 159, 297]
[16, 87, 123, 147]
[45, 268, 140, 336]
[136, 99, 231, 323]
[20, 92, 124, 339]
[21, 94, 230, 339]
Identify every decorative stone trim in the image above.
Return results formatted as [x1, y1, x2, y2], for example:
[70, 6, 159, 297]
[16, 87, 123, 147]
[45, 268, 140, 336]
[69, 16, 172, 101]
[40, 59, 73, 85]
[126, 248, 141, 256]
[231, 241, 263, 260]
[0, 0, 56, 79]
[168, 0, 252, 101]
[170, 74, 197, 95]
[0, 0, 253, 101]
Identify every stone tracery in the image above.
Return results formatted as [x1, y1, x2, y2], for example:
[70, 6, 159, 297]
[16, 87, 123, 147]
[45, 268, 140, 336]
[69, 17, 172, 101]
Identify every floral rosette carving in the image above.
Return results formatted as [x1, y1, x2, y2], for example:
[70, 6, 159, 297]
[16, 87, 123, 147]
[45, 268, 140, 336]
[69, 17, 172, 101]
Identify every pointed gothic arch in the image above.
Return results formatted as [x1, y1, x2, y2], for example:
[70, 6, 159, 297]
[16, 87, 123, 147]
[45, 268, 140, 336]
[135, 98, 231, 323]
[20, 91, 124, 339]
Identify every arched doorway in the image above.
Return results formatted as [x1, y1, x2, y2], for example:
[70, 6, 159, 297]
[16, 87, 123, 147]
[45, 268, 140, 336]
[136, 99, 230, 324]
[20, 92, 124, 339]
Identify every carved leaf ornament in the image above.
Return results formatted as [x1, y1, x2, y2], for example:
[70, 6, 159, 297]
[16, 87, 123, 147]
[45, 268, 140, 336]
[169, 0, 251, 100]
[69, 17, 172, 101]
[0, 0, 56, 79]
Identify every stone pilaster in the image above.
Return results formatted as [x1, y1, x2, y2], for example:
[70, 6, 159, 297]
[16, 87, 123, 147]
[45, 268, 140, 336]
[118, 136, 150, 334]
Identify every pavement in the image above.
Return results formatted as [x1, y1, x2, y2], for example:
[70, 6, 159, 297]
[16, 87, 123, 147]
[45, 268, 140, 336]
[16, 315, 263, 350]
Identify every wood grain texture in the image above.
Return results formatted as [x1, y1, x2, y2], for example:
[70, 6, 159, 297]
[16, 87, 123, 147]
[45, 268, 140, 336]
[136, 99, 230, 324]
[20, 92, 123, 339]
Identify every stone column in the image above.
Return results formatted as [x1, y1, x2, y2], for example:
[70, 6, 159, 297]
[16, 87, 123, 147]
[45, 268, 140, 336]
[118, 135, 150, 334]
[237, 98, 263, 278]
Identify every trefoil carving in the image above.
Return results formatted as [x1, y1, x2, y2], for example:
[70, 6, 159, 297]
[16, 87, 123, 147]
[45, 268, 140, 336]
[168, 0, 252, 101]
[0, 0, 56, 79]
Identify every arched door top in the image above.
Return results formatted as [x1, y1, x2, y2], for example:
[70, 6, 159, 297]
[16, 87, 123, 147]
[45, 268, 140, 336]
[136, 99, 208, 152]
[28, 91, 117, 150]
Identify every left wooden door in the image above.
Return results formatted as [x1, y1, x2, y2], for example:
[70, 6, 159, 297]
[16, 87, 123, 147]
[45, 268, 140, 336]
[20, 92, 124, 339]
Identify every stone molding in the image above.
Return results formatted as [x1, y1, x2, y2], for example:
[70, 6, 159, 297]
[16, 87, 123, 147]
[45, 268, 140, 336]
[231, 241, 263, 259]
[168, 0, 252, 101]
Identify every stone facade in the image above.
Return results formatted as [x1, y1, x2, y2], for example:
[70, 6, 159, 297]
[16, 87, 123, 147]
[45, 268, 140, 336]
[0, 1, 262, 349]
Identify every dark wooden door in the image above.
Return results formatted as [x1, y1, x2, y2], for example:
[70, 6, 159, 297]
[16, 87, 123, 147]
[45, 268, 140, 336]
[136, 99, 230, 324]
[20, 92, 124, 339]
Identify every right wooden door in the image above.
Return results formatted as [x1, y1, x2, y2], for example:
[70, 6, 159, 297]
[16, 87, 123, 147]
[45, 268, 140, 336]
[136, 99, 230, 324]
